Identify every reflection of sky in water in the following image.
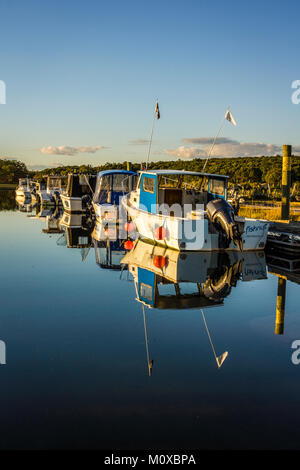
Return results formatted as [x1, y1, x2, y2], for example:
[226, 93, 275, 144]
[0, 209, 299, 449]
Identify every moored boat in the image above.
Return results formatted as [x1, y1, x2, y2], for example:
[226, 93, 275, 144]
[60, 174, 97, 213]
[92, 170, 137, 222]
[15, 178, 35, 200]
[34, 176, 63, 206]
[121, 170, 269, 252]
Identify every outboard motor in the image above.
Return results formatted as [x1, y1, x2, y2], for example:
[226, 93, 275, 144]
[206, 198, 243, 251]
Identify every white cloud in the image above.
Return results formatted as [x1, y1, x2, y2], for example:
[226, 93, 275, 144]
[129, 139, 149, 145]
[164, 146, 206, 159]
[164, 138, 300, 159]
[40, 145, 106, 156]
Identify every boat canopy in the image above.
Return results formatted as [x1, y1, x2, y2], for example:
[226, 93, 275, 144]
[47, 176, 62, 191]
[93, 170, 137, 205]
[66, 174, 97, 198]
[138, 169, 229, 179]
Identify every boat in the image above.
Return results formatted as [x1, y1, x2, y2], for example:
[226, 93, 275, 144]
[60, 173, 97, 213]
[121, 170, 269, 251]
[92, 169, 137, 222]
[34, 176, 63, 206]
[15, 178, 36, 201]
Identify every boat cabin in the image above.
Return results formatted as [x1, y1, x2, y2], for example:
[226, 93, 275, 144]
[136, 170, 229, 213]
[93, 170, 137, 206]
[46, 175, 63, 192]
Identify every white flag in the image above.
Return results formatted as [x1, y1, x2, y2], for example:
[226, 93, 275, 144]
[225, 109, 237, 126]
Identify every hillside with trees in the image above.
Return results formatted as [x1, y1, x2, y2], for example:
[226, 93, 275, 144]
[29, 155, 300, 200]
[1, 155, 300, 200]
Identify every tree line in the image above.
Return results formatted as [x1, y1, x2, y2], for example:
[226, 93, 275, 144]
[1, 155, 300, 197]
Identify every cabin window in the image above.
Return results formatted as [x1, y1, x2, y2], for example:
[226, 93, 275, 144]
[209, 178, 225, 196]
[113, 174, 128, 192]
[94, 175, 112, 204]
[143, 176, 155, 194]
[140, 283, 152, 300]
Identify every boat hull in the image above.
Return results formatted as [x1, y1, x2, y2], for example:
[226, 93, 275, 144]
[92, 202, 119, 222]
[122, 197, 269, 252]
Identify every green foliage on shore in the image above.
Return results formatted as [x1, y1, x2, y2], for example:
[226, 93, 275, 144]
[29, 155, 300, 187]
[2, 155, 300, 195]
[0, 159, 28, 184]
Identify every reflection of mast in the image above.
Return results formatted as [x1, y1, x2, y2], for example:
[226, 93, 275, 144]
[201, 309, 228, 369]
[275, 276, 287, 335]
[81, 245, 91, 262]
[134, 272, 154, 376]
[142, 304, 153, 376]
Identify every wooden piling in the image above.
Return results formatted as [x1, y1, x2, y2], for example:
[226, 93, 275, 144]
[281, 145, 292, 220]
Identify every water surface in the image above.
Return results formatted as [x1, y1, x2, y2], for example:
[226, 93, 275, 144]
[0, 193, 299, 449]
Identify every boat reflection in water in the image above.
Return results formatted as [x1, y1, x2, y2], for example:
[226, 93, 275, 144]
[121, 239, 268, 374]
[92, 220, 129, 270]
[16, 195, 37, 213]
[58, 212, 93, 261]
[42, 208, 64, 235]
[122, 239, 267, 309]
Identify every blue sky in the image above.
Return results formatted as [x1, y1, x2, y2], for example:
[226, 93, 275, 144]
[0, 0, 300, 169]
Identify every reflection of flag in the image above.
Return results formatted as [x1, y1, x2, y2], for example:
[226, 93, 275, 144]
[216, 351, 228, 368]
[155, 101, 160, 120]
[225, 109, 236, 126]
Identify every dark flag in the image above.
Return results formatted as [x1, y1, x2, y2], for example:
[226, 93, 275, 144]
[155, 101, 160, 119]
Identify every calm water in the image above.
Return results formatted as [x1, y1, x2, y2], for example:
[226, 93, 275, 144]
[0, 192, 300, 450]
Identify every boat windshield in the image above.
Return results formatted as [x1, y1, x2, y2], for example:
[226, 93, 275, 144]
[94, 173, 136, 204]
[155, 174, 226, 208]
[158, 174, 209, 191]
